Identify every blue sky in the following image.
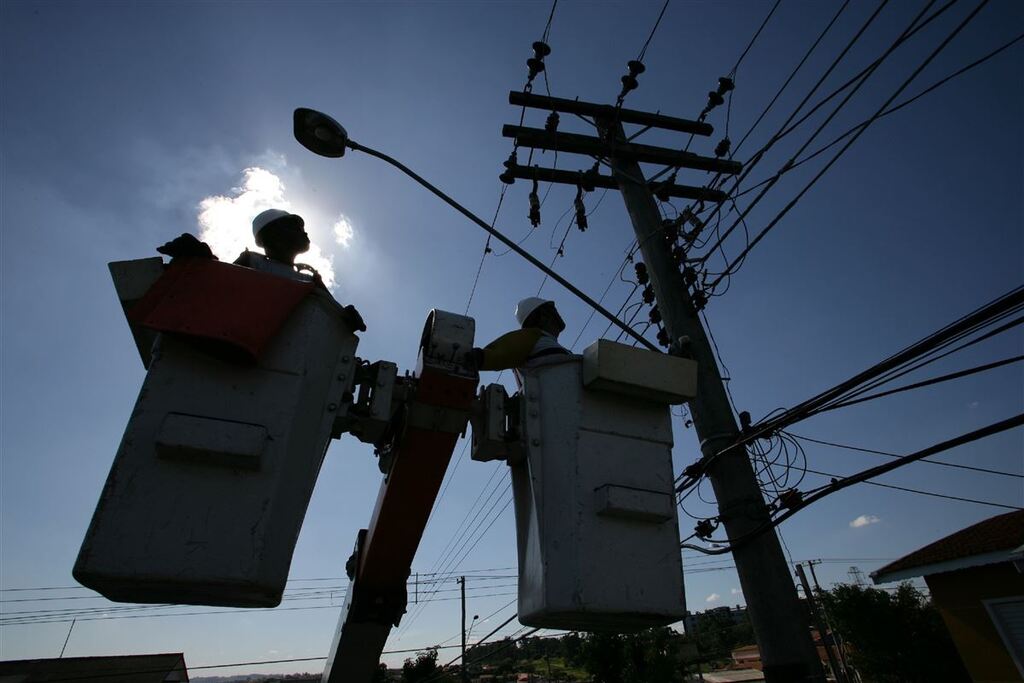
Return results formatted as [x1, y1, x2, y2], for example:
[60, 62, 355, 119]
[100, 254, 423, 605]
[1, 0, 1021, 675]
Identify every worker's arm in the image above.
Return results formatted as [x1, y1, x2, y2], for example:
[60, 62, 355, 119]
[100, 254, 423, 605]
[473, 328, 544, 371]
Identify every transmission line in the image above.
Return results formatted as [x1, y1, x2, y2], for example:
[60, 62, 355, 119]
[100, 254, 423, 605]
[709, 0, 992, 288]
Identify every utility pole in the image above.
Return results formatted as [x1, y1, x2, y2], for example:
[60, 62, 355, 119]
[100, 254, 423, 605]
[796, 564, 845, 683]
[460, 576, 468, 683]
[503, 91, 824, 682]
[808, 560, 852, 680]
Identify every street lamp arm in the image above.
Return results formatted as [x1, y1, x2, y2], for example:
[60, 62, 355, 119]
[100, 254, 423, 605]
[346, 139, 659, 352]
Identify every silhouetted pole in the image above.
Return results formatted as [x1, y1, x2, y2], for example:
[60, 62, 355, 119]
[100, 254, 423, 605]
[796, 564, 844, 682]
[460, 576, 468, 683]
[601, 118, 824, 682]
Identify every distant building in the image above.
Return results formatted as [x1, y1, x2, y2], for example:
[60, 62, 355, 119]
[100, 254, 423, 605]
[725, 627, 837, 675]
[682, 604, 748, 634]
[0, 653, 189, 682]
[872, 509, 1024, 683]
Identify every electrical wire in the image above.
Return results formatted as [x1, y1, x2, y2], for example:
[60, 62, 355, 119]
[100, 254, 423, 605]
[708, 0, 992, 288]
[736, 29, 1024, 192]
[728, 0, 784, 78]
[636, 0, 672, 62]
[788, 432, 1024, 479]
[682, 412, 1024, 555]
[802, 466, 1023, 510]
[676, 285, 1023, 489]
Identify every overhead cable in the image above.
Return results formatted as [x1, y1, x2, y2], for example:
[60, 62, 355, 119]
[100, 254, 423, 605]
[709, 0, 992, 287]
[791, 432, 1024, 479]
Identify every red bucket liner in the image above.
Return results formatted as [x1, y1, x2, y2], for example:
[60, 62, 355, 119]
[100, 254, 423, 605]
[130, 259, 315, 362]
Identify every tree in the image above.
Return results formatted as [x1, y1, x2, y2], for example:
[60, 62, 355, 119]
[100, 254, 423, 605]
[400, 649, 453, 683]
[580, 628, 686, 683]
[818, 583, 969, 682]
[371, 662, 390, 683]
[688, 608, 752, 662]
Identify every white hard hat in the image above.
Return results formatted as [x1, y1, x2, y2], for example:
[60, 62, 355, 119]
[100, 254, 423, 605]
[515, 297, 554, 327]
[252, 209, 304, 245]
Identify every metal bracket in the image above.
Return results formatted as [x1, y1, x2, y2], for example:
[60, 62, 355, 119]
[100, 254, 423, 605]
[332, 360, 403, 446]
[470, 384, 523, 463]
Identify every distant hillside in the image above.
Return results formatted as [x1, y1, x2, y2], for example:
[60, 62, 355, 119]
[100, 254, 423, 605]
[191, 674, 318, 683]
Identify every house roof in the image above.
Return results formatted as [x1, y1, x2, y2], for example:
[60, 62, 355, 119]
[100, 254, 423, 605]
[873, 510, 1024, 584]
[0, 653, 188, 682]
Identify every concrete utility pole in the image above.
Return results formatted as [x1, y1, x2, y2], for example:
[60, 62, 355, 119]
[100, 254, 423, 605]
[460, 576, 468, 683]
[796, 564, 845, 682]
[502, 91, 824, 681]
[603, 121, 824, 682]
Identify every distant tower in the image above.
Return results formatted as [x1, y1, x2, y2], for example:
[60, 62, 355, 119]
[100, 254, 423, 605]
[848, 566, 867, 587]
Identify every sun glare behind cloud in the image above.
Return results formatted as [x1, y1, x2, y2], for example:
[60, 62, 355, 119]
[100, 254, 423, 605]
[197, 166, 338, 288]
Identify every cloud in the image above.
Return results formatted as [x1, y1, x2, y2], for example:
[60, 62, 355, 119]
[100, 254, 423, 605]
[196, 167, 337, 288]
[731, 588, 742, 596]
[333, 215, 355, 248]
[850, 514, 881, 528]
[705, 593, 720, 603]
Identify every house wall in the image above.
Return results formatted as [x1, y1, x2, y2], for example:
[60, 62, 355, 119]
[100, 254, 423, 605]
[925, 562, 1024, 683]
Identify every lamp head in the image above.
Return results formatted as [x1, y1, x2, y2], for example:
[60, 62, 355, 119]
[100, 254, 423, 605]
[293, 108, 349, 158]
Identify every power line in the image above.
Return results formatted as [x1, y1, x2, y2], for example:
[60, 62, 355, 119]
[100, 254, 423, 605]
[395, 468, 506, 638]
[728, 0, 784, 78]
[822, 355, 1024, 413]
[677, 285, 1023, 489]
[709, 0, 992, 288]
[0, 590, 522, 627]
[731, 0, 851, 160]
[682, 412, 1024, 555]
[789, 432, 1023, 479]
[636, 0, 672, 62]
[734, 29, 1024, 194]
[466, 0, 560, 313]
[803, 467, 1023, 510]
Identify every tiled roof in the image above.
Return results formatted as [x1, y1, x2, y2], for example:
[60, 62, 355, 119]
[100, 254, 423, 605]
[0, 653, 188, 682]
[873, 510, 1024, 580]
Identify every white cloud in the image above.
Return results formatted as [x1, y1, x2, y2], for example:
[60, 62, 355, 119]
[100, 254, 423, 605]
[196, 167, 337, 288]
[705, 593, 720, 603]
[333, 215, 355, 248]
[850, 514, 881, 528]
[731, 588, 742, 596]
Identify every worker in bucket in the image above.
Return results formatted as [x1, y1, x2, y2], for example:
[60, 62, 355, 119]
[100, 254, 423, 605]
[468, 297, 571, 373]
[156, 209, 365, 331]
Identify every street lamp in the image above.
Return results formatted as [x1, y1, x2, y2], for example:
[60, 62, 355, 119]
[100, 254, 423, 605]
[466, 614, 480, 642]
[293, 108, 348, 158]
[291, 107, 657, 351]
